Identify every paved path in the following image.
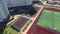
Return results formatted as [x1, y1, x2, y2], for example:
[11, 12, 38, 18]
[19, 5, 45, 34]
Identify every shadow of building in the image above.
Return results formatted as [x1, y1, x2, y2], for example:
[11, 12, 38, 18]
[9, 5, 37, 16]
[0, 15, 10, 34]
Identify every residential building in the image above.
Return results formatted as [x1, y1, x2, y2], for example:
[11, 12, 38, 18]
[0, 0, 9, 22]
[5, 0, 33, 8]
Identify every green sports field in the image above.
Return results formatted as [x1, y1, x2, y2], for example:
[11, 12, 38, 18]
[37, 10, 60, 32]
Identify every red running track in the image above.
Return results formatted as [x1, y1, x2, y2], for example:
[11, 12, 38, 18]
[44, 7, 60, 12]
[35, 25, 60, 34]
[27, 24, 60, 34]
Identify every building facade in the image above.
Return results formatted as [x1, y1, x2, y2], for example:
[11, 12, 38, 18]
[0, 0, 9, 22]
[5, 0, 33, 7]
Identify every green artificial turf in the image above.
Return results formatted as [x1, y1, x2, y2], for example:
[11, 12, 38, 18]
[37, 10, 60, 32]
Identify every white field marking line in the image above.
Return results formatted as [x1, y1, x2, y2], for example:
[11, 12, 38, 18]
[20, 6, 45, 34]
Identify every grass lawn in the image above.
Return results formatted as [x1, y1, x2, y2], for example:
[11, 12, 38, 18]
[37, 10, 60, 32]
[3, 16, 22, 34]
[3, 26, 18, 34]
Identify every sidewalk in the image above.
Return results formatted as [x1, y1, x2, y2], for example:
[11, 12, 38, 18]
[20, 5, 45, 34]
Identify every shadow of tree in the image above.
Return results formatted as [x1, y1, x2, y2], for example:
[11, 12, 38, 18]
[9, 5, 37, 16]
[0, 15, 10, 34]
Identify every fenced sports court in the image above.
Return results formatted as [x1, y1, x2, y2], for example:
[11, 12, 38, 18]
[11, 17, 31, 32]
